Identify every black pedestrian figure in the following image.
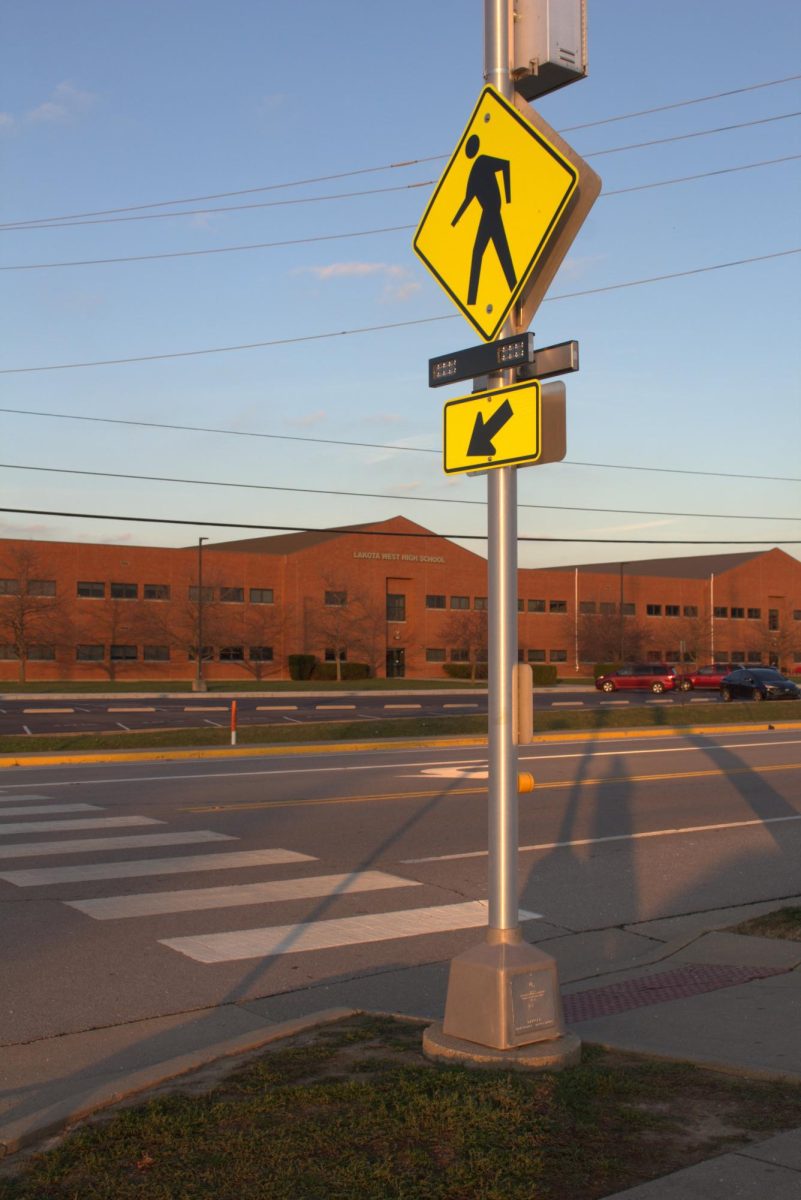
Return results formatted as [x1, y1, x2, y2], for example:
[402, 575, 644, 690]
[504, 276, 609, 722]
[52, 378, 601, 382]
[451, 133, 516, 306]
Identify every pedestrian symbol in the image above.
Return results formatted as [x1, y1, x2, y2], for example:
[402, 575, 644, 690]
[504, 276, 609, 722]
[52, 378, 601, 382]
[414, 86, 579, 342]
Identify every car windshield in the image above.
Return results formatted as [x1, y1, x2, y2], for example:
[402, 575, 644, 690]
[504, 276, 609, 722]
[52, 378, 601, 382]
[749, 669, 786, 681]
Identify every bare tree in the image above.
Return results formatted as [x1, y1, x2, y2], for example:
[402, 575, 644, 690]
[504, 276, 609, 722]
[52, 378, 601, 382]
[577, 608, 646, 665]
[440, 608, 488, 680]
[0, 544, 67, 682]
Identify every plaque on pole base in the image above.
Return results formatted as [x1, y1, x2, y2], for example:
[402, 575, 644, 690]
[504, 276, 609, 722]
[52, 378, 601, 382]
[438, 928, 572, 1052]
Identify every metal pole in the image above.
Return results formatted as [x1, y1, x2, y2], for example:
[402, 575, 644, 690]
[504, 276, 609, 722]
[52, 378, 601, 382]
[485, 0, 518, 934]
[196, 536, 208, 691]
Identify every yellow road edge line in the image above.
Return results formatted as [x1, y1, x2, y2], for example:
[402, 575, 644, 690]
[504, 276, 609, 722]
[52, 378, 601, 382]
[183, 761, 801, 812]
[2, 722, 800, 769]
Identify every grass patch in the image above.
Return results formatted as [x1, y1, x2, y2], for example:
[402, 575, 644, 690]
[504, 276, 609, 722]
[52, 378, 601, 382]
[731, 906, 801, 942]
[1, 701, 800, 758]
[3, 1015, 801, 1199]
[0, 678, 489, 694]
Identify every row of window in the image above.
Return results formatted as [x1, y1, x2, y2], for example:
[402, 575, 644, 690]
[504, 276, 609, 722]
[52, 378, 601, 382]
[74, 582, 275, 603]
[0, 644, 273, 663]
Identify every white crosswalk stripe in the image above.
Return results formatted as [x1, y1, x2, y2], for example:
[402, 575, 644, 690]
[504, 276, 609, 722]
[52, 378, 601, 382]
[1, 847, 314, 886]
[0, 804, 102, 817]
[0, 831, 235, 861]
[160, 903, 542, 964]
[0, 794, 57, 803]
[65, 871, 420, 919]
[0, 815, 162, 836]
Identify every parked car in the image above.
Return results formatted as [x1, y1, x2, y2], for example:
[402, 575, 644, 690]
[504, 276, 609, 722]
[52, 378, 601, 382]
[678, 663, 739, 691]
[719, 668, 801, 703]
[595, 663, 681, 694]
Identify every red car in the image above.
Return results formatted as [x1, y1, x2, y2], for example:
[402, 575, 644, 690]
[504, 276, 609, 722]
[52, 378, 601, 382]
[595, 663, 680, 694]
[678, 663, 741, 691]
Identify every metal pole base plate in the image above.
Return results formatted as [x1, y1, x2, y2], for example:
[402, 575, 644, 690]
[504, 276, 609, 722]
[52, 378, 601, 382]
[441, 935, 568, 1050]
[423, 1022, 581, 1072]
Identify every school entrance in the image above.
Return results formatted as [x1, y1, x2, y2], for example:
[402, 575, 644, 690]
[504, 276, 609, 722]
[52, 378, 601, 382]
[386, 648, 405, 679]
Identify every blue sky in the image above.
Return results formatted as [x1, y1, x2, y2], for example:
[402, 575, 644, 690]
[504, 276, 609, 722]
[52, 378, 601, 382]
[2, 0, 800, 569]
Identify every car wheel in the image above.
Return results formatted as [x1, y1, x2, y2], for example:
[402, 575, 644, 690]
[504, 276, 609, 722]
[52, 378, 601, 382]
[601, 681, 615, 693]
[679, 680, 692, 692]
[721, 688, 732, 702]
[651, 681, 665, 694]
[752, 689, 763, 702]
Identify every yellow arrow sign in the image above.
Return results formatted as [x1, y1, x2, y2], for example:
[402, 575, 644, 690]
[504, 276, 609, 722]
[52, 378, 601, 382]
[414, 86, 579, 342]
[443, 379, 542, 474]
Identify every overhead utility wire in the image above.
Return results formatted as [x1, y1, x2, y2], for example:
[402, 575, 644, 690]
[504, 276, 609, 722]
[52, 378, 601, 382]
[1, 406, 797, 485]
[1, 508, 795, 547]
[3, 462, 796, 524]
[5, 74, 798, 228]
[2, 248, 796, 375]
[5, 155, 799, 273]
[3, 111, 799, 232]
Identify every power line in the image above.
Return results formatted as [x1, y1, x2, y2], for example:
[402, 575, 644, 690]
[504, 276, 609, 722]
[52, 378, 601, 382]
[5, 74, 798, 229]
[1, 405, 798, 485]
[4, 111, 799, 233]
[3, 461, 797, 524]
[2, 248, 797, 375]
[5, 154, 799, 273]
[1, 507, 796, 546]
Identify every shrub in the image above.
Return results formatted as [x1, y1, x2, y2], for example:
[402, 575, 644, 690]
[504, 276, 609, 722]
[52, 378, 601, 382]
[530, 664, 558, 686]
[288, 654, 316, 680]
[312, 661, 371, 680]
[442, 662, 488, 680]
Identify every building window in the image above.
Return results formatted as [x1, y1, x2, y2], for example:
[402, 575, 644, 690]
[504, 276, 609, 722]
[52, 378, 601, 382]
[549, 600, 567, 613]
[449, 648, 469, 662]
[747, 650, 762, 663]
[549, 649, 567, 663]
[450, 596, 469, 610]
[27, 580, 56, 597]
[0, 644, 18, 659]
[249, 646, 273, 662]
[28, 645, 55, 660]
[110, 644, 137, 661]
[713, 606, 728, 618]
[622, 602, 636, 616]
[528, 599, 546, 613]
[110, 582, 137, 600]
[665, 605, 680, 617]
[579, 601, 596, 615]
[683, 605, 698, 618]
[518, 599, 524, 612]
[144, 584, 170, 601]
[386, 594, 406, 622]
[425, 648, 446, 662]
[220, 587, 244, 603]
[748, 607, 762, 619]
[730, 607, 744, 619]
[325, 591, 346, 607]
[0, 579, 19, 595]
[731, 650, 746, 663]
[474, 596, 487, 610]
[76, 644, 104, 661]
[646, 650, 662, 662]
[189, 586, 214, 602]
[646, 604, 662, 617]
[518, 648, 525, 662]
[794, 610, 801, 621]
[249, 588, 274, 604]
[188, 646, 214, 661]
[665, 649, 681, 662]
[77, 581, 105, 599]
[425, 594, 446, 609]
[143, 645, 170, 662]
[324, 648, 346, 662]
[768, 609, 779, 631]
[600, 602, 616, 615]
[219, 646, 244, 661]
[527, 649, 546, 663]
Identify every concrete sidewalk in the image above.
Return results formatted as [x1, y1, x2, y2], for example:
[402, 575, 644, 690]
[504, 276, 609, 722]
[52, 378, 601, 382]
[2, 899, 801, 1199]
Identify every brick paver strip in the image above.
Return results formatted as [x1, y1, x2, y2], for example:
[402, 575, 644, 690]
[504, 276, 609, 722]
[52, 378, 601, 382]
[563, 963, 789, 1023]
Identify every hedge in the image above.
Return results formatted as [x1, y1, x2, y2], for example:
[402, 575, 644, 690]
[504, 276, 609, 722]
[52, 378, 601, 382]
[312, 661, 371, 681]
[288, 654, 316, 680]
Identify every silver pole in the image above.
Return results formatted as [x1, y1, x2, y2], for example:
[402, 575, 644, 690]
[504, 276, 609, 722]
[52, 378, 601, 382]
[485, 0, 519, 933]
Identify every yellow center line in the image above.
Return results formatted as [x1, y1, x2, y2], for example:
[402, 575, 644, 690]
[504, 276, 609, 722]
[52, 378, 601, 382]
[182, 760, 801, 812]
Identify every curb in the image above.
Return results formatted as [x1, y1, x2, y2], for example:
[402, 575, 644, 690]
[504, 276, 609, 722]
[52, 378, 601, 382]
[2, 721, 800, 769]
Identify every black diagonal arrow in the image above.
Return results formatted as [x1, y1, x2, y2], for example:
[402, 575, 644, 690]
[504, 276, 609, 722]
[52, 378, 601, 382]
[467, 398, 514, 457]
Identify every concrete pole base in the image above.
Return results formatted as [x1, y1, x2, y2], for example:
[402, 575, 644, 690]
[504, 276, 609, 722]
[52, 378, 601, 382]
[423, 1023, 581, 1072]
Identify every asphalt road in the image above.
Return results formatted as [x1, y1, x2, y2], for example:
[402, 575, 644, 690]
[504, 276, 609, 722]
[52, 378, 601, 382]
[0, 687, 731, 735]
[2, 726, 800, 1046]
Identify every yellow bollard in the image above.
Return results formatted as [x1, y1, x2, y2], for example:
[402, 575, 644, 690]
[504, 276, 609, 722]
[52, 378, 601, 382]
[517, 772, 535, 793]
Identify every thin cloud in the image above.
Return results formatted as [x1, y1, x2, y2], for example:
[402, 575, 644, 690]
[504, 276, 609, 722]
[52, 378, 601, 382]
[26, 81, 97, 124]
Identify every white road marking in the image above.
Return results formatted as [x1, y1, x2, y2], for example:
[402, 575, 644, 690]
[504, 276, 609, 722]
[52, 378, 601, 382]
[0, 804, 101, 816]
[107, 707, 155, 713]
[384, 704, 422, 710]
[183, 706, 228, 712]
[66, 870, 420, 920]
[0, 794, 55, 802]
[22, 708, 75, 714]
[599, 700, 628, 706]
[402, 813, 801, 864]
[256, 706, 298, 711]
[551, 702, 584, 707]
[315, 705, 356, 710]
[160, 902, 542, 964]
[0, 815, 162, 836]
[443, 703, 479, 709]
[417, 767, 488, 779]
[1, 847, 313, 887]
[0, 831, 234, 862]
[116, 722, 131, 731]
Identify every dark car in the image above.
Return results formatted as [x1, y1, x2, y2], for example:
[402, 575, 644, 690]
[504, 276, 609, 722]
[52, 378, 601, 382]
[720, 668, 801, 703]
[595, 663, 680, 694]
[678, 663, 739, 691]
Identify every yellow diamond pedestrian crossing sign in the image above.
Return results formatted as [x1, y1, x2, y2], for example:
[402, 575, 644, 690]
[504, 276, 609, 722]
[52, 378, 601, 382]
[414, 85, 579, 342]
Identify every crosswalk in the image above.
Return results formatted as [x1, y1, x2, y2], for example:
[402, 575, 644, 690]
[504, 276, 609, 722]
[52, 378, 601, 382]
[0, 786, 540, 967]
